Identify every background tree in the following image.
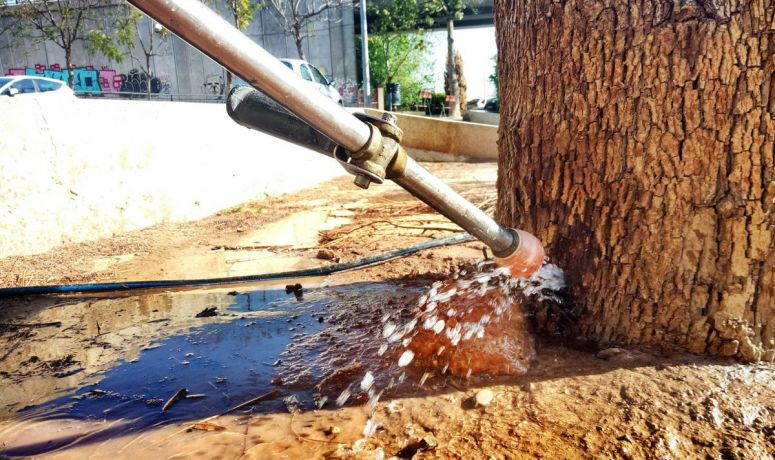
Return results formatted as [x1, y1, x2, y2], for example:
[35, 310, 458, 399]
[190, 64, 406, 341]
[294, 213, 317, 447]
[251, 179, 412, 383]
[262, 0, 351, 61]
[11, 0, 131, 88]
[221, 0, 261, 93]
[120, 7, 168, 100]
[424, 0, 466, 117]
[495, 0, 774, 362]
[0, 5, 22, 40]
[366, 0, 432, 108]
[444, 49, 465, 114]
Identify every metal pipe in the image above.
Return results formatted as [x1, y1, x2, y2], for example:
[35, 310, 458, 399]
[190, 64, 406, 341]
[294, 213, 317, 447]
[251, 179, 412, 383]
[395, 158, 516, 256]
[127, 0, 371, 153]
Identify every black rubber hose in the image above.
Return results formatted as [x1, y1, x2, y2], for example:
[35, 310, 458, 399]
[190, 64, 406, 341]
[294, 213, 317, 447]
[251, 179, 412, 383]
[0, 233, 474, 297]
[226, 86, 338, 158]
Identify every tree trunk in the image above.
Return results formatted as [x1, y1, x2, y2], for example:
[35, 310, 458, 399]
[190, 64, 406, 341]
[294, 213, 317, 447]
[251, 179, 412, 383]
[445, 17, 460, 118]
[494, 0, 774, 362]
[146, 55, 152, 100]
[64, 49, 73, 89]
[454, 50, 467, 115]
[226, 71, 233, 96]
[295, 33, 306, 61]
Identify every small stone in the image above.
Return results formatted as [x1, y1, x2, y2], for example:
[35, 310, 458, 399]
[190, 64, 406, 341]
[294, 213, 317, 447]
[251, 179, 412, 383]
[475, 388, 494, 406]
[316, 249, 336, 260]
[719, 340, 739, 357]
[323, 425, 342, 436]
[596, 347, 625, 360]
[195, 306, 218, 318]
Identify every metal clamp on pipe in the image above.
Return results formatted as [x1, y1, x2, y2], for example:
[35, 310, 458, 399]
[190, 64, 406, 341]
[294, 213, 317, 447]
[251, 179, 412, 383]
[337, 112, 408, 189]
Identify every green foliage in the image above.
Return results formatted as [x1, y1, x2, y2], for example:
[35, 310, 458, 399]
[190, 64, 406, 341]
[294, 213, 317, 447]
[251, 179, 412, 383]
[366, 0, 433, 108]
[228, 0, 262, 30]
[423, 0, 467, 22]
[368, 0, 421, 34]
[489, 54, 498, 97]
[87, 8, 136, 64]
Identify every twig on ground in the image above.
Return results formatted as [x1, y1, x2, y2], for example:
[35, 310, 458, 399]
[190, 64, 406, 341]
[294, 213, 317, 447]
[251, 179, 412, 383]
[0, 321, 62, 329]
[162, 388, 188, 412]
[212, 244, 291, 251]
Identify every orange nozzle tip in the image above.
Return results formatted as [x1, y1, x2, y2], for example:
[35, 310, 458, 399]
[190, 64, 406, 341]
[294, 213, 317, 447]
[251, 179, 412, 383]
[494, 229, 545, 278]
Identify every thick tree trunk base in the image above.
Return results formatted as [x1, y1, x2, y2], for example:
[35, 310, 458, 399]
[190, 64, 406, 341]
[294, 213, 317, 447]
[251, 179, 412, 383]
[495, 0, 774, 362]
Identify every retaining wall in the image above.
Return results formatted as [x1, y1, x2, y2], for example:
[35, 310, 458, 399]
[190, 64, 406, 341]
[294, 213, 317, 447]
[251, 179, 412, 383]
[364, 108, 498, 161]
[0, 96, 344, 259]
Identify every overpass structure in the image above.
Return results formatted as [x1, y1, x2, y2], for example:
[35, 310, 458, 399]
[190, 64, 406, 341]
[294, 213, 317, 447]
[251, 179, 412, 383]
[354, 0, 494, 34]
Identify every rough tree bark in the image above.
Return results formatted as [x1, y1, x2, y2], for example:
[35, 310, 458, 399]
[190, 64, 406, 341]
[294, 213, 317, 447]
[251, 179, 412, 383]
[495, 0, 774, 362]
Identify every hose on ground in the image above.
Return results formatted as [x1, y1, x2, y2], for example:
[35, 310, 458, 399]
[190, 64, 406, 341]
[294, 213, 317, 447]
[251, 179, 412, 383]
[0, 233, 474, 297]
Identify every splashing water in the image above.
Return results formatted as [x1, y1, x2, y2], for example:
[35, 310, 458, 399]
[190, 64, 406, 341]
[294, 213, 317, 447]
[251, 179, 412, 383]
[344, 260, 566, 436]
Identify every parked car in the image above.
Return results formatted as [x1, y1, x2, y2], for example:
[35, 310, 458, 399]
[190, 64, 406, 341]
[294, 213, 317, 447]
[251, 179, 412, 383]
[0, 76, 74, 97]
[278, 59, 343, 105]
[484, 97, 500, 113]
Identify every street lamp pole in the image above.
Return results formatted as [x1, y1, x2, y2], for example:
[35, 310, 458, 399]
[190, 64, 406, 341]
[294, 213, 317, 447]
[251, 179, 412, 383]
[359, 0, 371, 108]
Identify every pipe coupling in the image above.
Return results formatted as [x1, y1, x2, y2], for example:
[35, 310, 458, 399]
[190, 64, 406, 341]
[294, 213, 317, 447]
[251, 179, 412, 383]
[346, 112, 408, 189]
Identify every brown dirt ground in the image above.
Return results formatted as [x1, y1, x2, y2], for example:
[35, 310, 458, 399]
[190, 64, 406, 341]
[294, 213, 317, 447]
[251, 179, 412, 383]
[0, 163, 772, 459]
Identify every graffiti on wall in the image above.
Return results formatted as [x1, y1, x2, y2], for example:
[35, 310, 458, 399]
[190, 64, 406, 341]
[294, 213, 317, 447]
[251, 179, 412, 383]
[203, 74, 223, 99]
[5, 64, 171, 96]
[331, 77, 358, 105]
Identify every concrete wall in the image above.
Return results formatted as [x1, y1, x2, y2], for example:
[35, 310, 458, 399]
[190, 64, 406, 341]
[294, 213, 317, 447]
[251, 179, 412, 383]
[0, 1, 359, 104]
[464, 110, 500, 126]
[0, 96, 345, 259]
[365, 109, 498, 161]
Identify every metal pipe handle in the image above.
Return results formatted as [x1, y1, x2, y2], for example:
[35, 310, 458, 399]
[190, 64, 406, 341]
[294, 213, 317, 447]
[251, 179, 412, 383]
[227, 86, 337, 157]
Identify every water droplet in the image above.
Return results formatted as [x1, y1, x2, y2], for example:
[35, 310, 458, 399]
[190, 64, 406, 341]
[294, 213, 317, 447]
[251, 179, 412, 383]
[398, 350, 414, 367]
[363, 418, 379, 437]
[382, 322, 396, 338]
[360, 371, 374, 392]
[336, 388, 351, 406]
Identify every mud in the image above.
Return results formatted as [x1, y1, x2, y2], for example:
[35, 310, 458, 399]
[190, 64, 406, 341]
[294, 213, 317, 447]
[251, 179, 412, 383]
[1, 163, 772, 459]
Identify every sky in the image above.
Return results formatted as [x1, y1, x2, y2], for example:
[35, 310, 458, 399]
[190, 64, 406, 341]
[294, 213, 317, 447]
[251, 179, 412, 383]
[428, 26, 498, 101]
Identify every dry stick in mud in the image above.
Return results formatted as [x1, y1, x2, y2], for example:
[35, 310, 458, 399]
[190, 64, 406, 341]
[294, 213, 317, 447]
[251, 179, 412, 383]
[0, 321, 62, 329]
[162, 388, 189, 412]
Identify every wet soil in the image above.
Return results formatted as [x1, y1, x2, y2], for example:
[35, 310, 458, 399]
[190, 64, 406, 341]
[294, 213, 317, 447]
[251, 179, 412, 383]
[1, 163, 772, 459]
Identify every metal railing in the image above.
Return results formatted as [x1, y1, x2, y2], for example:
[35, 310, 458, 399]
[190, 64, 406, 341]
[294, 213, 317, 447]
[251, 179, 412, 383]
[76, 91, 226, 103]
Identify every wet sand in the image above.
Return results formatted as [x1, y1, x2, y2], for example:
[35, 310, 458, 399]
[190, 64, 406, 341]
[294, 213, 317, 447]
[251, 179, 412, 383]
[1, 163, 772, 459]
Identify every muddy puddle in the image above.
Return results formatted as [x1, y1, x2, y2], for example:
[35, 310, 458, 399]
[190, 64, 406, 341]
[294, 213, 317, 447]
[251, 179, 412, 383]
[0, 280, 446, 456]
[2, 268, 772, 459]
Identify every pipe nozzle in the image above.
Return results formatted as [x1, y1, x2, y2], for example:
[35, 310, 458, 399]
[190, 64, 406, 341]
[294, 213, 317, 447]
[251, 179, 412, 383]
[494, 229, 545, 278]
